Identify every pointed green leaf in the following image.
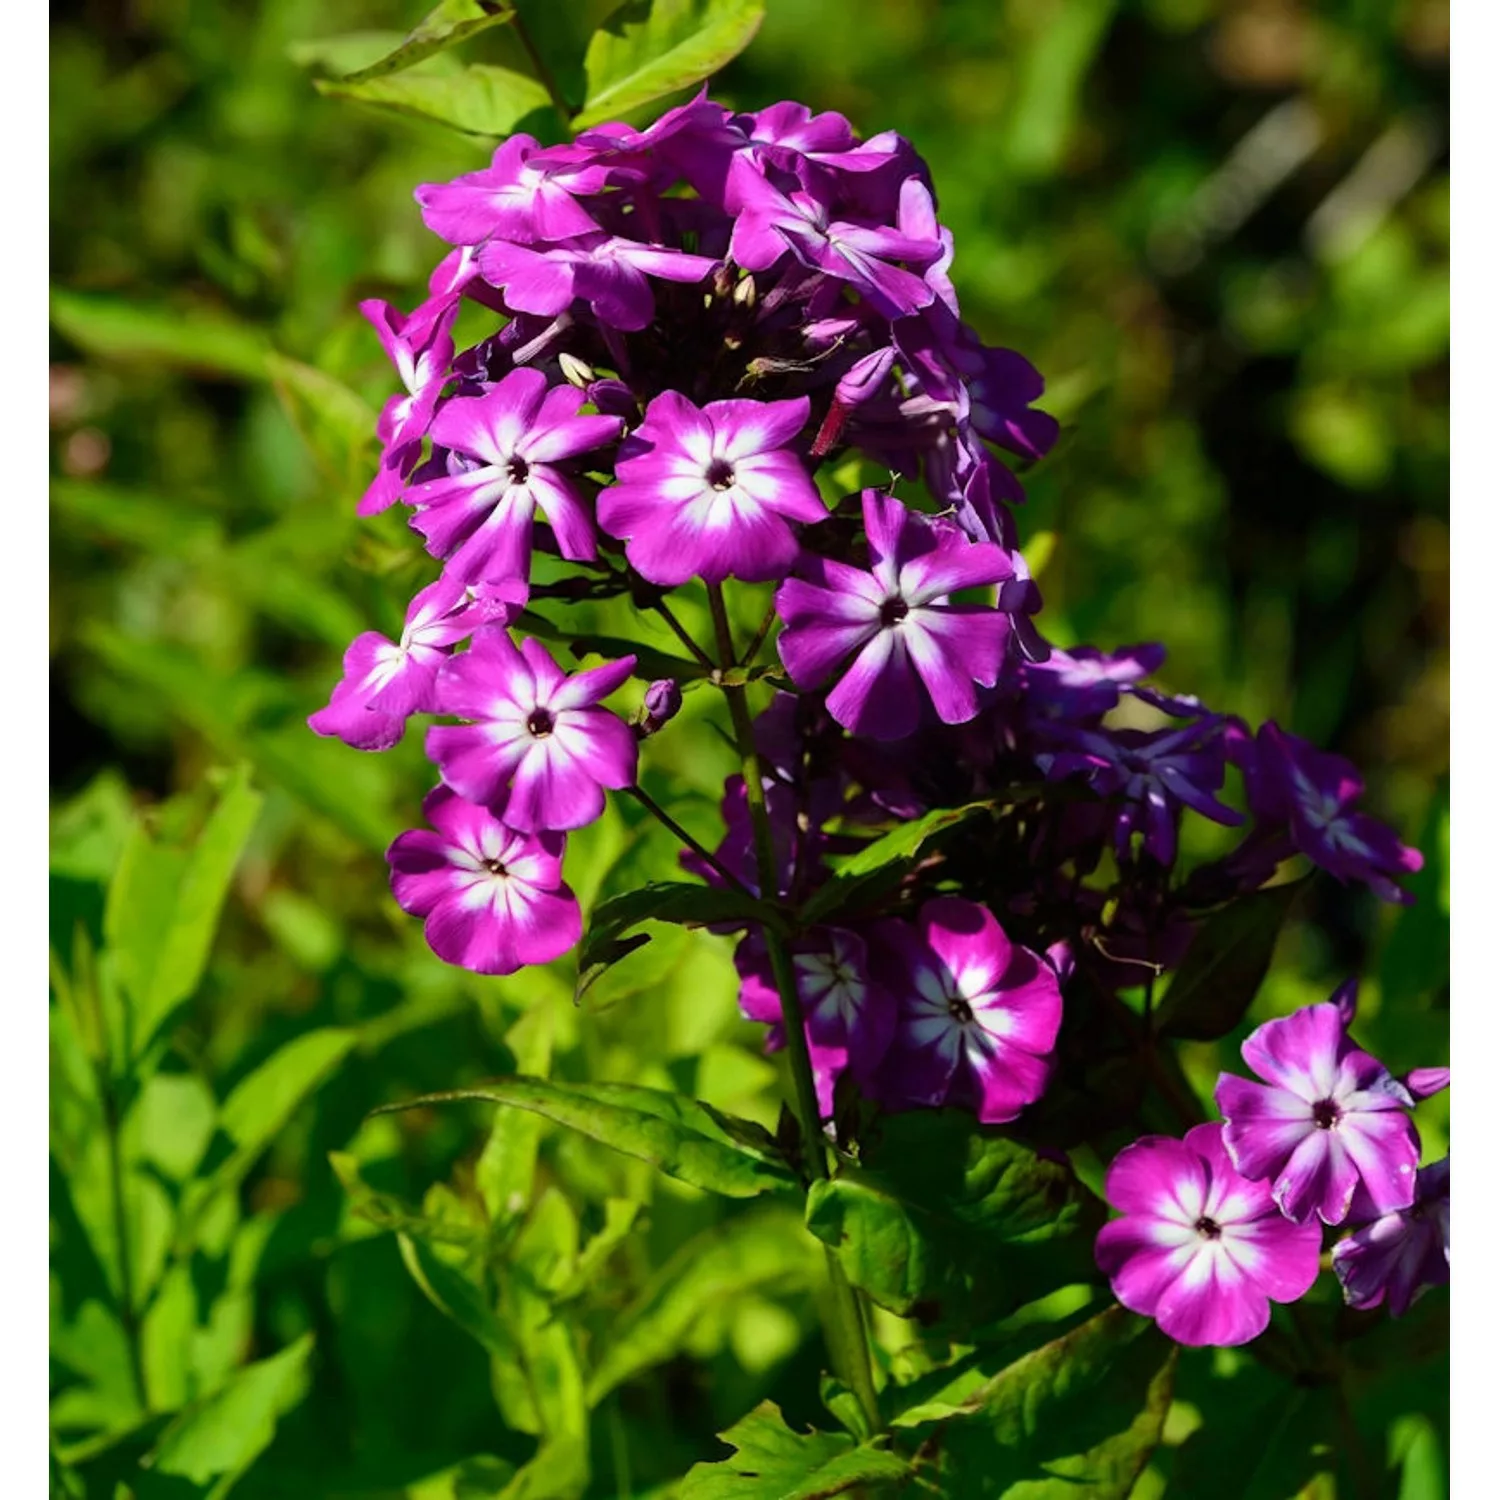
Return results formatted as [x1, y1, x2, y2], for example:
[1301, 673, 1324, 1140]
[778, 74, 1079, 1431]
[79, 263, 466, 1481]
[676, 1400, 909, 1499]
[331, 1, 517, 84]
[398, 1232, 516, 1360]
[375, 1077, 796, 1198]
[1154, 879, 1308, 1041]
[316, 62, 555, 138]
[49, 289, 270, 379]
[804, 1111, 1104, 1324]
[574, 0, 766, 129]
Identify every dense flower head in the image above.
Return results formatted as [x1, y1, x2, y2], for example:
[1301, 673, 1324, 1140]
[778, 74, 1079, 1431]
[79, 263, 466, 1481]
[1095, 1124, 1324, 1347]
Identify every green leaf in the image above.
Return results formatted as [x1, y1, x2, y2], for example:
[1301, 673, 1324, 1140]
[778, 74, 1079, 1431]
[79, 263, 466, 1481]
[49, 288, 270, 379]
[476, 1002, 555, 1223]
[145, 1334, 314, 1487]
[331, 1, 518, 84]
[574, 0, 767, 129]
[316, 62, 555, 138]
[286, 30, 409, 76]
[575, 881, 776, 998]
[587, 1213, 822, 1403]
[676, 1400, 909, 1499]
[926, 1306, 1177, 1499]
[375, 1077, 797, 1198]
[804, 1111, 1104, 1324]
[798, 801, 999, 925]
[104, 766, 263, 1051]
[1154, 880, 1307, 1041]
[398, 1232, 516, 1359]
[330, 1153, 487, 1248]
[265, 352, 379, 484]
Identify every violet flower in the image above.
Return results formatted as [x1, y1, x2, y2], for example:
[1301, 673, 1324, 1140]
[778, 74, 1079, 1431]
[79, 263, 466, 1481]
[388, 787, 581, 976]
[1095, 1123, 1323, 1347]
[406, 368, 622, 585]
[308, 576, 523, 751]
[1332, 1156, 1450, 1317]
[873, 897, 1062, 1124]
[736, 927, 896, 1116]
[775, 489, 1014, 741]
[1215, 998, 1420, 1225]
[428, 632, 637, 833]
[599, 392, 825, 585]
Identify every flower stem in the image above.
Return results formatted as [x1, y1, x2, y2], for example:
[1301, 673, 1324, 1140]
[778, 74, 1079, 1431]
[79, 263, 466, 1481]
[651, 598, 715, 670]
[511, 13, 572, 129]
[624, 783, 749, 893]
[707, 582, 882, 1434]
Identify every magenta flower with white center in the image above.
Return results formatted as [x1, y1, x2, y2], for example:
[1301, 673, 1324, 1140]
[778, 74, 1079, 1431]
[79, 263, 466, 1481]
[1215, 998, 1420, 1226]
[358, 298, 458, 516]
[1095, 1123, 1323, 1347]
[427, 631, 637, 834]
[598, 392, 825, 585]
[414, 134, 610, 247]
[478, 234, 719, 333]
[736, 927, 896, 1116]
[388, 787, 581, 976]
[1332, 1156, 1449, 1318]
[1232, 719, 1424, 904]
[406, 368, 622, 585]
[308, 576, 524, 751]
[873, 897, 1061, 1124]
[775, 489, 1014, 742]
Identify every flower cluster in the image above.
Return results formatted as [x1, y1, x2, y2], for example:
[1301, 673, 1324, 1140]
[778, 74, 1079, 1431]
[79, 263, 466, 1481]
[313, 92, 1442, 1351]
[1096, 984, 1448, 1346]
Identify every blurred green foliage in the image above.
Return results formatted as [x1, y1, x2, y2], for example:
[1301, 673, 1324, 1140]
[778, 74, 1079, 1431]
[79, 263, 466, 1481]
[50, 1, 1447, 1495]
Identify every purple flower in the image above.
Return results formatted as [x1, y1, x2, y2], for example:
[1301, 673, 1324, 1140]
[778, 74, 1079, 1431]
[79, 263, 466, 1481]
[598, 392, 825, 585]
[1021, 643, 1168, 723]
[414, 135, 609, 247]
[1233, 720, 1424, 904]
[406, 368, 622, 584]
[428, 632, 637, 833]
[1215, 999, 1420, 1225]
[737, 927, 896, 1115]
[388, 787, 581, 975]
[1332, 1156, 1449, 1317]
[477, 234, 719, 333]
[640, 678, 683, 736]
[873, 897, 1062, 1124]
[308, 576, 522, 751]
[359, 298, 458, 516]
[1036, 716, 1243, 866]
[1095, 1124, 1323, 1347]
[775, 490, 1014, 741]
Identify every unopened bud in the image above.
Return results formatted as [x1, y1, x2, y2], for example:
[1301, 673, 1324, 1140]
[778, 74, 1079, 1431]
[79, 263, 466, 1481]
[640, 679, 683, 735]
[732, 274, 757, 308]
[558, 352, 595, 388]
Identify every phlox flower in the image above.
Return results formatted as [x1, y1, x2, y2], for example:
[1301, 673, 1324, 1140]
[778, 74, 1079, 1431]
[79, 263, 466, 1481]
[388, 787, 581, 976]
[1095, 1123, 1323, 1347]
[775, 489, 1013, 741]
[598, 392, 825, 585]
[427, 631, 637, 833]
[407, 367, 622, 584]
[873, 896, 1061, 1124]
[1332, 1156, 1450, 1317]
[1215, 998, 1420, 1225]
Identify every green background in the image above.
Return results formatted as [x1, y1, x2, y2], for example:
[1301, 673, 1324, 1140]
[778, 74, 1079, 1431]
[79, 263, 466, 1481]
[50, 1, 1449, 1495]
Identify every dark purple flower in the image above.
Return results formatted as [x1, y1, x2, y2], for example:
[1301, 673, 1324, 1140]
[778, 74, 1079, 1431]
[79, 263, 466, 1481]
[640, 678, 683, 736]
[407, 368, 622, 584]
[775, 490, 1014, 741]
[428, 632, 637, 833]
[736, 927, 896, 1115]
[308, 576, 522, 751]
[388, 787, 581, 975]
[599, 392, 824, 585]
[1215, 999, 1420, 1225]
[1096, 1124, 1323, 1347]
[1332, 1156, 1449, 1317]
[1021, 643, 1168, 723]
[1232, 720, 1424, 903]
[874, 897, 1062, 1124]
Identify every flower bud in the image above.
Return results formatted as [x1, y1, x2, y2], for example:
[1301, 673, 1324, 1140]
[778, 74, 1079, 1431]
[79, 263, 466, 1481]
[640, 678, 683, 736]
[559, 352, 595, 388]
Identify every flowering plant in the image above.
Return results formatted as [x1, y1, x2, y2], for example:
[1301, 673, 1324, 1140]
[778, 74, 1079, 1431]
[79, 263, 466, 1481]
[302, 27, 1446, 1499]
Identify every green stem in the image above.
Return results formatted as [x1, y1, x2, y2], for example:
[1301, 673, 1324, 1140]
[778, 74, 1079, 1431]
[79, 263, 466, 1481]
[624, 783, 747, 893]
[512, 13, 571, 128]
[651, 598, 715, 670]
[706, 584, 882, 1434]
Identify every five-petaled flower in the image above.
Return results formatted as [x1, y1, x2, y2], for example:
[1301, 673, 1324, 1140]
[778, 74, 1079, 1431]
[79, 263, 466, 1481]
[1215, 999, 1420, 1226]
[1095, 1123, 1324, 1347]
[387, 787, 582, 976]
[428, 632, 638, 833]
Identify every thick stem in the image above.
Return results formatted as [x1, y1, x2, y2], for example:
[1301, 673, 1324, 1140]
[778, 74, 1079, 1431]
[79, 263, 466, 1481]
[707, 584, 882, 1433]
